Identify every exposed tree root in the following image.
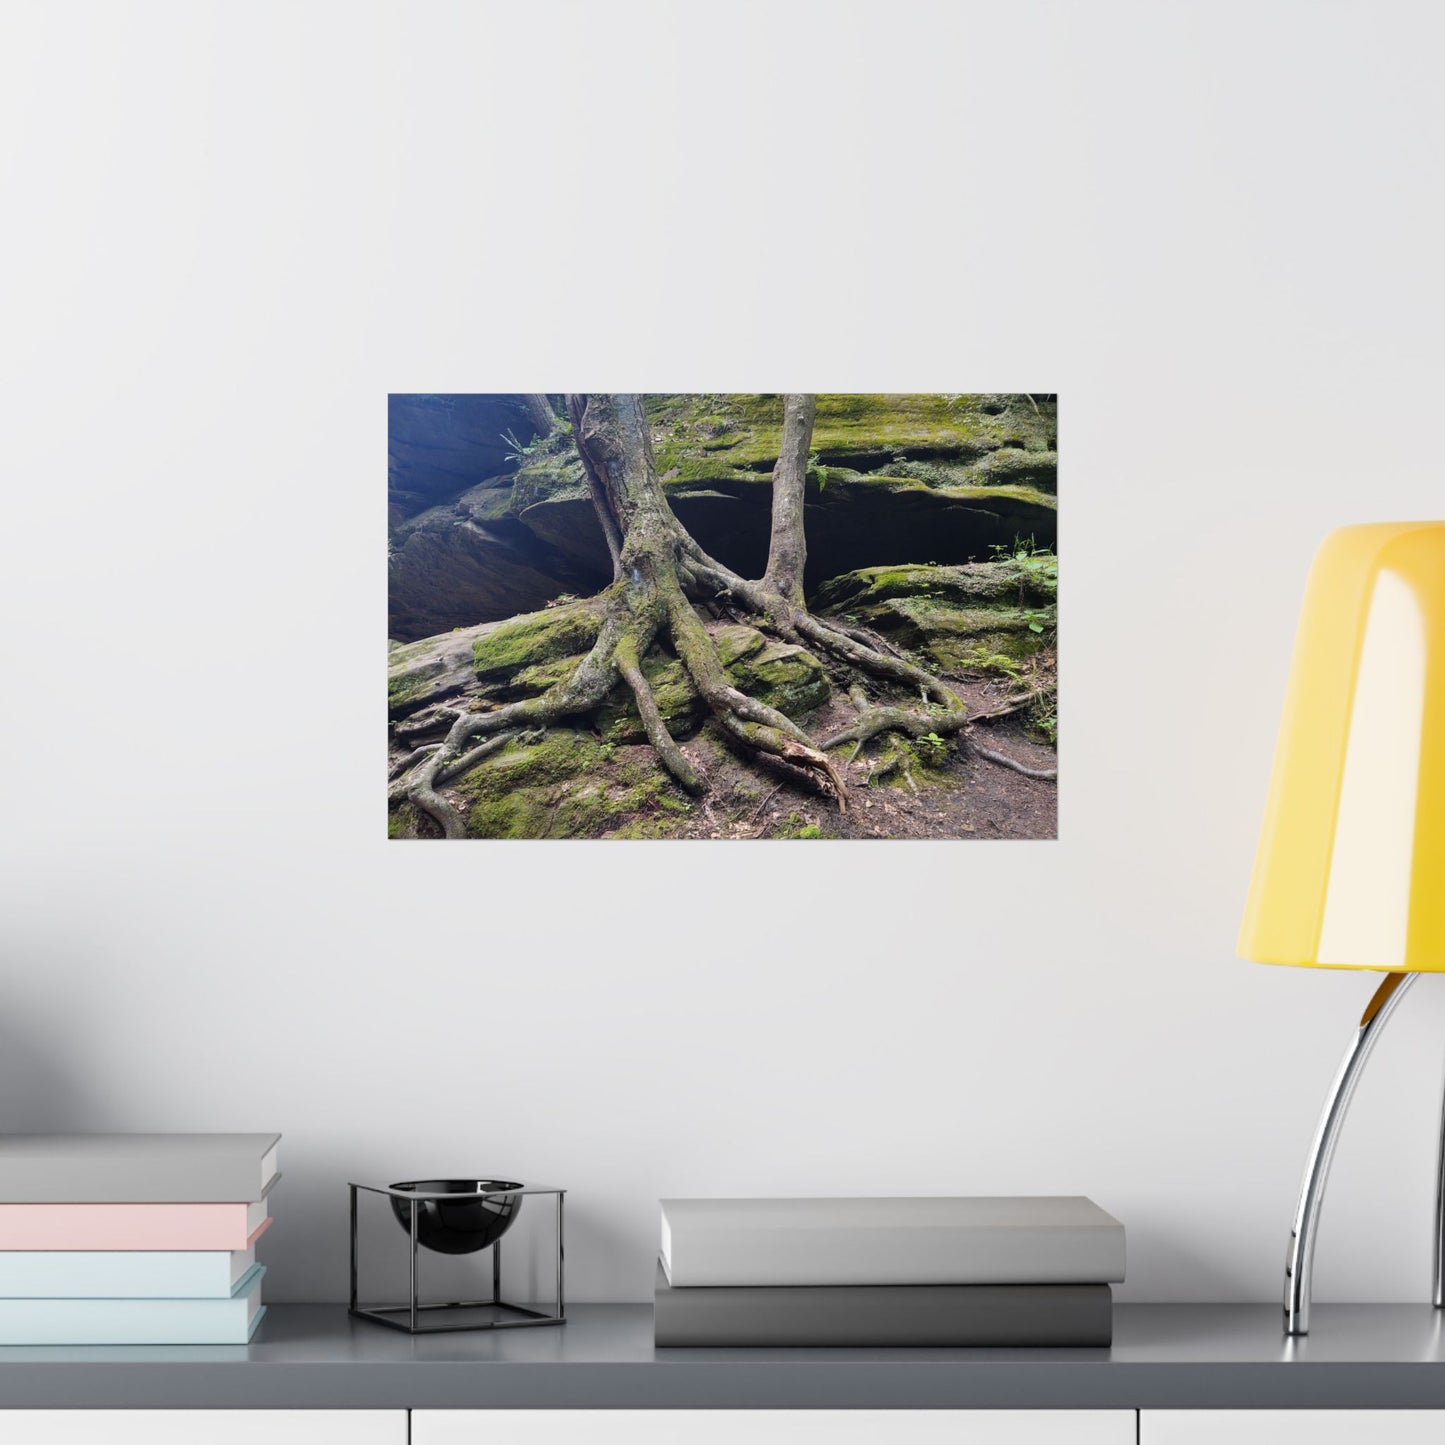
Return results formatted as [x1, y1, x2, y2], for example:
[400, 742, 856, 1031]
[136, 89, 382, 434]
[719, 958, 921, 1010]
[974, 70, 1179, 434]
[664, 580, 847, 809]
[389, 743, 441, 782]
[403, 595, 628, 837]
[966, 737, 1058, 781]
[434, 728, 531, 787]
[615, 637, 702, 796]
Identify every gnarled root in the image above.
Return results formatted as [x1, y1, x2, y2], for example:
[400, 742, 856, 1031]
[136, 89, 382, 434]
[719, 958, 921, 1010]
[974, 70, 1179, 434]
[665, 582, 847, 810]
[615, 638, 702, 795]
[401, 592, 631, 837]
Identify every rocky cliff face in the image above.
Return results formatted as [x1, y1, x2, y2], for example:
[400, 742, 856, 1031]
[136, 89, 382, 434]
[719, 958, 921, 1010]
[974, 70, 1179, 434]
[387, 394, 1057, 642]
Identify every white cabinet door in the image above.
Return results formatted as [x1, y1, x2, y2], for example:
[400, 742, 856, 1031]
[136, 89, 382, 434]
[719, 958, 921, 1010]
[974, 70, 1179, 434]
[1143, 1411, 1445, 1444]
[414, 1410, 1135, 1445]
[0, 1411, 407, 1444]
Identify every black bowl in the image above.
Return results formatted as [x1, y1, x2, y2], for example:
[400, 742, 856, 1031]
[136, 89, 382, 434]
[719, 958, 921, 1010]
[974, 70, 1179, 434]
[389, 1179, 524, 1255]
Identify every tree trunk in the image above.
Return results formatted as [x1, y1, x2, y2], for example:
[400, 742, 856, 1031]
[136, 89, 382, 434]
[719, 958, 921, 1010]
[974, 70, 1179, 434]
[523, 393, 556, 437]
[762, 393, 815, 604]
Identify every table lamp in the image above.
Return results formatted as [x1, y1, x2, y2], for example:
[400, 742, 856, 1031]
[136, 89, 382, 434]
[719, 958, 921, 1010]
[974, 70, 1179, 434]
[1239, 520, 1445, 1335]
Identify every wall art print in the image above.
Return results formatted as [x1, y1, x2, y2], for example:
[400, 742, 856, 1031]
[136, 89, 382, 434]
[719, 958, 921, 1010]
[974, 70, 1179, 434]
[388, 394, 1057, 840]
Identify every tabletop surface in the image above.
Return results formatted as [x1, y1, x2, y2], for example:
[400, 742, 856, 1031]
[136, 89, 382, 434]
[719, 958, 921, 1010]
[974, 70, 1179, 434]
[0, 1303, 1442, 1409]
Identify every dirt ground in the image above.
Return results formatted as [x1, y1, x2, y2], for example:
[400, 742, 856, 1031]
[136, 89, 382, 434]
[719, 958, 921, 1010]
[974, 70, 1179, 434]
[653, 673, 1055, 841]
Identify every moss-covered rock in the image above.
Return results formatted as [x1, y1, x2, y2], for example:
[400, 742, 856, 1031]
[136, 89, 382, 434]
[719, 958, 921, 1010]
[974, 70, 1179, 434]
[388, 620, 498, 719]
[815, 558, 1054, 612]
[594, 652, 704, 743]
[817, 559, 1056, 677]
[975, 448, 1058, 492]
[453, 730, 692, 840]
[470, 598, 605, 685]
[645, 393, 1053, 475]
[388, 394, 1059, 640]
[714, 624, 832, 716]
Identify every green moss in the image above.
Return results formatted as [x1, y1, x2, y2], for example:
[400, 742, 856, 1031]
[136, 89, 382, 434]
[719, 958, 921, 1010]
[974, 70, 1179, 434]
[513, 653, 587, 695]
[977, 448, 1058, 491]
[645, 394, 1055, 477]
[433, 395, 1056, 523]
[815, 560, 1056, 677]
[453, 730, 694, 840]
[818, 557, 1055, 610]
[722, 630, 831, 716]
[471, 600, 604, 681]
[455, 482, 518, 523]
[770, 810, 832, 839]
[595, 652, 704, 744]
[387, 802, 421, 838]
[387, 667, 436, 712]
[596, 626, 828, 743]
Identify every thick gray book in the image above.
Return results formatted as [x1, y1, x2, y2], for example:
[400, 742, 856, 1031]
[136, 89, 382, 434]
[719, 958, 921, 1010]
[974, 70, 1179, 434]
[654, 1264, 1112, 1347]
[0, 1134, 281, 1203]
[660, 1196, 1125, 1287]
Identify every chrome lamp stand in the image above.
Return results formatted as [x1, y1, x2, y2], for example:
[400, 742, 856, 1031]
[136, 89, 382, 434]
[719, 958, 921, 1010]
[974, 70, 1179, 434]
[1284, 971, 1444, 1334]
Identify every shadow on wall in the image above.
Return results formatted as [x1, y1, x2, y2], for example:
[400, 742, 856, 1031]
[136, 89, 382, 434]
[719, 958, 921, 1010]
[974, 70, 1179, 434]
[0, 1011, 107, 1132]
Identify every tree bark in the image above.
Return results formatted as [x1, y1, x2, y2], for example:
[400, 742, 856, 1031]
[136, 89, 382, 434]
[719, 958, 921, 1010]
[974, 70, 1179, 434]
[523, 393, 556, 437]
[762, 394, 815, 604]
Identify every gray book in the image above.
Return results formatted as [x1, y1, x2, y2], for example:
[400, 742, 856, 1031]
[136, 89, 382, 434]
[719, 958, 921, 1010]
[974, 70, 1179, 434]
[0, 1134, 281, 1203]
[654, 1264, 1112, 1347]
[660, 1196, 1125, 1287]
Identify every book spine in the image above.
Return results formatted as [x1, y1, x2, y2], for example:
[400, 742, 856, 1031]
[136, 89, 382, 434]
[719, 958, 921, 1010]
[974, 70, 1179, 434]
[0, 1250, 247, 1297]
[0, 1139, 279, 1203]
[0, 1271, 265, 1345]
[666, 1224, 1125, 1286]
[654, 1280, 1113, 1348]
[0, 1206, 269, 1252]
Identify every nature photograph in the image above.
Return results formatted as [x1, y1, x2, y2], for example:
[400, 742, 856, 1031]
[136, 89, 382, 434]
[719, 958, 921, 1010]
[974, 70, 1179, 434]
[387, 394, 1058, 840]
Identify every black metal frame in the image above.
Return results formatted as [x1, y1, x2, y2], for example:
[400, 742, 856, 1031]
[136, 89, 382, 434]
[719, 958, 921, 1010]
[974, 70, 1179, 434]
[348, 1180, 565, 1334]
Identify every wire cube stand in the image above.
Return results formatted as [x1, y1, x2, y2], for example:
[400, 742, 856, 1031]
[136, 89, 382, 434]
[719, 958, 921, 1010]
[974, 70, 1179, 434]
[348, 1180, 565, 1335]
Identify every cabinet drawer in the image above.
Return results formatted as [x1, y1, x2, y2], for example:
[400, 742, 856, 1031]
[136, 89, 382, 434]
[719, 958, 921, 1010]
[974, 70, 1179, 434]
[1142, 1411, 1445, 1444]
[0, 1411, 407, 1444]
[413, 1410, 1135, 1445]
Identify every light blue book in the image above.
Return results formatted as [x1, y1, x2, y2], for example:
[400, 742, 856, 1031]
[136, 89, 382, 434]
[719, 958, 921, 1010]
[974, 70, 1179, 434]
[0, 1264, 264, 1344]
[0, 1246, 256, 1298]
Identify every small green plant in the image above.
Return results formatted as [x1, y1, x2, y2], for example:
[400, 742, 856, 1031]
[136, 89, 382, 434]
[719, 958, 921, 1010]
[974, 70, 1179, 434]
[968, 651, 1024, 681]
[808, 450, 830, 492]
[911, 731, 951, 768]
[992, 537, 1058, 592]
[545, 592, 578, 608]
[776, 810, 825, 839]
[500, 426, 555, 465]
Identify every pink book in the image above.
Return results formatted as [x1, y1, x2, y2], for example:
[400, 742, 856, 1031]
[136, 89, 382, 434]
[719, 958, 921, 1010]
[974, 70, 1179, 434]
[0, 1200, 270, 1251]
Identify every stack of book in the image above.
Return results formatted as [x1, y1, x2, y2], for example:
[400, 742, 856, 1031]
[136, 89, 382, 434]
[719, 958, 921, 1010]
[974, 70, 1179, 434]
[655, 1196, 1125, 1347]
[0, 1133, 280, 1344]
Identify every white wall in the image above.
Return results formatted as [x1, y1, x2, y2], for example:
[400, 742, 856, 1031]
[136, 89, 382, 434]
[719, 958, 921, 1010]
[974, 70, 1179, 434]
[4, 0, 1445, 1305]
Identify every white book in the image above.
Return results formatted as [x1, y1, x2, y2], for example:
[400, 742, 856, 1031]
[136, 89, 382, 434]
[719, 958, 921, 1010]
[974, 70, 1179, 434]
[0, 1265, 264, 1344]
[659, 1196, 1126, 1287]
[0, 1245, 256, 1297]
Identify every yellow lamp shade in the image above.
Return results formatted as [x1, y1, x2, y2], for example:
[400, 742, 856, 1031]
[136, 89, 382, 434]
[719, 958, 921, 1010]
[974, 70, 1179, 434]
[1240, 521, 1445, 971]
